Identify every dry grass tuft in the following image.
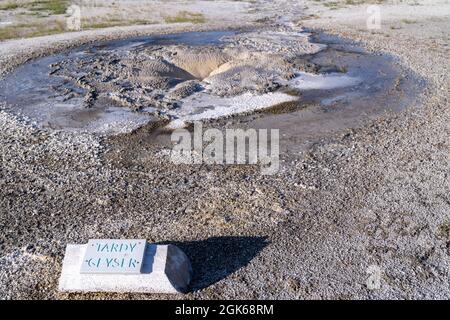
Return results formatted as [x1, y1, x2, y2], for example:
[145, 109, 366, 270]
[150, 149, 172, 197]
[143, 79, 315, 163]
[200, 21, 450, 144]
[164, 11, 206, 24]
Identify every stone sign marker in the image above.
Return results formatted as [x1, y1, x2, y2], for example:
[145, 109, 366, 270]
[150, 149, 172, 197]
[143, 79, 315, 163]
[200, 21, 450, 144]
[80, 239, 146, 274]
[59, 240, 192, 294]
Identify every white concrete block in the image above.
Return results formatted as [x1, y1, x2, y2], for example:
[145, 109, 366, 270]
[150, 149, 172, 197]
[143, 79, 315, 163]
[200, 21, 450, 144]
[58, 243, 192, 294]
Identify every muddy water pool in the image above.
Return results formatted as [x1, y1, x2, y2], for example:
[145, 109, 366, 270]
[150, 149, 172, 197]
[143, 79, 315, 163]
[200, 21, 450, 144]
[0, 30, 422, 141]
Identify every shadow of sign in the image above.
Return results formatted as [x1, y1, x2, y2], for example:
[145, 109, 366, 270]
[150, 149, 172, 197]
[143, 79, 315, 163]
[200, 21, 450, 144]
[158, 236, 269, 292]
[140, 244, 157, 274]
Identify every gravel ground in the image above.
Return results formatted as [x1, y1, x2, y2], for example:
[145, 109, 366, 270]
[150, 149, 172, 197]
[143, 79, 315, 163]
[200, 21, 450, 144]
[0, 0, 449, 299]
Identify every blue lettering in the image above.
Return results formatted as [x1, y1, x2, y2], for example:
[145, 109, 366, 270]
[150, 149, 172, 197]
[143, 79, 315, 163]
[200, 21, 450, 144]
[106, 258, 114, 267]
[86, 258, 101, 268]
[114, 258, 122, 267]
[128, 259, 137, 268]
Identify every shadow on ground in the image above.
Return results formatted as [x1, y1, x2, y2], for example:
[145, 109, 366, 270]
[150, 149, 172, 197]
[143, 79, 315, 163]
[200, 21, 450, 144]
[159, 236, 269, 292]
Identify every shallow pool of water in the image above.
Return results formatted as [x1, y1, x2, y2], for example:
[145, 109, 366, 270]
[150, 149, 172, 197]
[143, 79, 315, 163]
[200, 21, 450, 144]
[0, 31, 236, 134]
[0, 30, 422, 137]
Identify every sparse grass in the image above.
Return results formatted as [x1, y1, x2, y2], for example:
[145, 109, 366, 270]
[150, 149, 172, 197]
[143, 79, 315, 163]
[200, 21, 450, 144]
[0, 1, 162, 40]
[318, 0, 390, 8]
[323, 1, 340, 9]
[0, 0, 68, 13]
[0, 1, 19, 10]
[344, 0, 390, 4]
[19, 10, 48, 18]
[82, 16, 156, 29]
[0, 0, 68, 40]
[28, 0, 68, 15]
[0, 1, 207, 40]
[0, 26, 20, 40]
[401, 19, 417, 24]
[0, 19, 66, 40]
[164, 11, 205, 24]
